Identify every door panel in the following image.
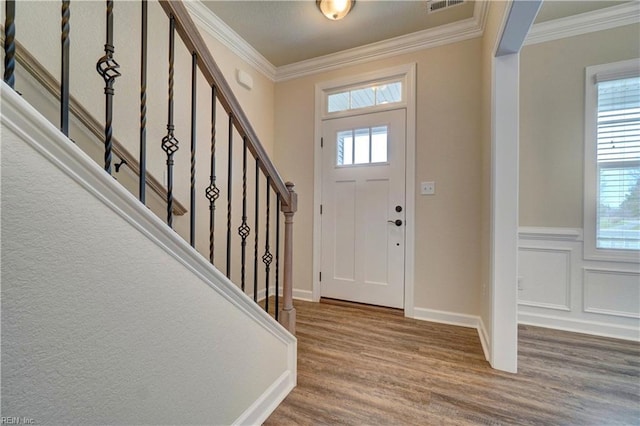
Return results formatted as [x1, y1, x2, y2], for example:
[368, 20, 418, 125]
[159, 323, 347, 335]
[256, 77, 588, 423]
[363, 178, 389, 285]
[321, 109, 406, 308]
[334, 180, 356, 281]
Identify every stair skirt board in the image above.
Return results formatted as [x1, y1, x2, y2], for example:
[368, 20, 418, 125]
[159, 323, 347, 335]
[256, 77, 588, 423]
[1, 82, 296, 424]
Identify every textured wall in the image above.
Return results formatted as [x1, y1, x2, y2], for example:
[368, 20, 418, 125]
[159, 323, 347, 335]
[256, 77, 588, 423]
[1, 91, 292, 424]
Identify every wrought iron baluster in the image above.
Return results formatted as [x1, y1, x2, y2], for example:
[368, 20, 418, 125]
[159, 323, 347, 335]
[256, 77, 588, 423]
[96, 0, 121, 174]
[275, 195, 281, 321]
[190, 53, 197, 247]
[205, 86, 219, 264]
[161, 16, 179, 227]
[139, 0, 148, 203]
[226, 113, 233, 278]
[60, 0, 70, 136]
[238, 137, 250, 291]
[263, 177, 273, 313]
[253, 159, 260, 302]
[3, 0, 15, 89]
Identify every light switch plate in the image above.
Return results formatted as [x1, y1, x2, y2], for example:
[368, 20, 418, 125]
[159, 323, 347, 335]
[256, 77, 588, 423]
[421, 181, 435, 195]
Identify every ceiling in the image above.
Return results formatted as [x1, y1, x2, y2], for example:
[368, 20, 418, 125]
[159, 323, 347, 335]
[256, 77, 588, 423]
[201, 0, 633, 69]
[203, 0, 476, 67]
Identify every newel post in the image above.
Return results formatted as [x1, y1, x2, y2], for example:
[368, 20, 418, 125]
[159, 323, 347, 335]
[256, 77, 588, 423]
[280, 181, 297, 334]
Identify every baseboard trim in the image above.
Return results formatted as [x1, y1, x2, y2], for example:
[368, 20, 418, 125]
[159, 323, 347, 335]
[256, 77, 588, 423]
[293, 289, 314, 301]
[254, 288, 315, 303]
[477, 317, 491, 362]
[233, 370, 296, 426]
[413, 307, 490, 363]
[519, 311, 640, 342]
[413, 307, 479, 328]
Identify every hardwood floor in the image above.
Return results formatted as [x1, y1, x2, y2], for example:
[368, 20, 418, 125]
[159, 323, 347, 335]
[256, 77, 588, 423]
[265, 299, 640, 425]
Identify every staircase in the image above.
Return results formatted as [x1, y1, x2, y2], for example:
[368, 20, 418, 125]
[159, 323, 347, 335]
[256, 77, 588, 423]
[1, 1, 296, 423]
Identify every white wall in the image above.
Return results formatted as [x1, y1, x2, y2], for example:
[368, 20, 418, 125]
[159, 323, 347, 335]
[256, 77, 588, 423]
[1, 85, 295, 424]
[519, 23, 640, 340]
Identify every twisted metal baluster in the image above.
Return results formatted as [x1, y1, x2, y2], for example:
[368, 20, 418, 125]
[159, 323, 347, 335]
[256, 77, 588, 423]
[190, 53, 197, 247]
[96, 0, 121, 174]
[60, 0, 70, 136]
[205, 86, 220, 264]
[226, 113, 233, 278]
[275, 195, 281, 320]
[161, 16, 179, 227]
[139, 0, 148, 203]
[238, 137, 250, 291]
[253, 159, 260, 302]
[263, 177, 273, 313]
[3, 0, 15, 89]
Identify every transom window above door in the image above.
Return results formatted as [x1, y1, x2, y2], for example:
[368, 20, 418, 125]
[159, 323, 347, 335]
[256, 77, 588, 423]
[327, 80, 403, 114]
[337, 126, 388, 166]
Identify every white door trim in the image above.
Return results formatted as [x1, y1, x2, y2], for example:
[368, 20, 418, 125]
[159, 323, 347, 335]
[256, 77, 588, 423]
[313, 63, 416, 316]
[490, 0, 541, 373]
[491, 52, 519, 373]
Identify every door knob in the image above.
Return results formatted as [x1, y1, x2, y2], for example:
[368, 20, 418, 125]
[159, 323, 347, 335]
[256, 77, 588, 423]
[395, 205, 403, 212]
[387, 219, 403, 226]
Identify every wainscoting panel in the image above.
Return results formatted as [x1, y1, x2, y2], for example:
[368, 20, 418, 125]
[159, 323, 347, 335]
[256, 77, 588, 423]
[518, 227, 640, 341]
[584, 268, 640, 318]
[518, 247, 571, 310]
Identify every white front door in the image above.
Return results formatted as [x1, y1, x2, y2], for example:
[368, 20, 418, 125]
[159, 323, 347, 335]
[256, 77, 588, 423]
[320, 109, 406, 308]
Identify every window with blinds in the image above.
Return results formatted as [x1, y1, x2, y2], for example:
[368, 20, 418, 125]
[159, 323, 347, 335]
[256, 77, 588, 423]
[596, 76, 640, 250]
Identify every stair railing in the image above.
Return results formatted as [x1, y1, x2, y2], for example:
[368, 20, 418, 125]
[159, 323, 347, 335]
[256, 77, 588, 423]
[2, 0, 297, 333]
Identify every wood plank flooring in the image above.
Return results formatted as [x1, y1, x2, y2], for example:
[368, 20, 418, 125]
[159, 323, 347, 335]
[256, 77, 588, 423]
[265, 299, 640, 425]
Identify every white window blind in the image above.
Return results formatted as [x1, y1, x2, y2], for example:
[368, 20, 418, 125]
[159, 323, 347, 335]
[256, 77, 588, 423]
[596, 76, 640, 250]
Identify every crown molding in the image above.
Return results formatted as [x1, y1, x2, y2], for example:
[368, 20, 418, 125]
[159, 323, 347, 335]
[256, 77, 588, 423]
[184, 1, 277, 80]
[525, 1, 640, 46]
[275, 16, 483, 82]
[186, 1, 638, 82]
[188, 0, 488, 83]
[474, 0, 490, 33]
[275, 0, 489, 81]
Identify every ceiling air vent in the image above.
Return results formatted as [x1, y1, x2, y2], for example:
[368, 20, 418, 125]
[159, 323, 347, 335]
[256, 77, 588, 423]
[427, 0, 465, 13]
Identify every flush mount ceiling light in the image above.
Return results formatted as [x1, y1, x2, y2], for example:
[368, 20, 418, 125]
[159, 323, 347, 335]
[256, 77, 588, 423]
[316, 0, 356, 21]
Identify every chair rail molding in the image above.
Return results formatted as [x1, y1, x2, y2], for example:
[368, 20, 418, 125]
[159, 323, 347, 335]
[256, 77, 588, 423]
[518, 226, 583, 242]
